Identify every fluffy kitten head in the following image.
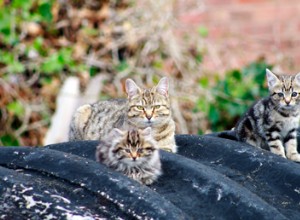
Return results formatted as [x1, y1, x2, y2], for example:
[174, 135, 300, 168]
[125, 77, 171, 128]
[266, 69, 300, 109]
[109, 127, 159, 166]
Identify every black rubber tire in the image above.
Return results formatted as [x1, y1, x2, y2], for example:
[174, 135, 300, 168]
[0, 132, 299, 219]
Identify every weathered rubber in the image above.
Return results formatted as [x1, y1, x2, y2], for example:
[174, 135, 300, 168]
[0, 133, 299, 219]
[0, 146, 188, 219]
[177, 133, 300, 219]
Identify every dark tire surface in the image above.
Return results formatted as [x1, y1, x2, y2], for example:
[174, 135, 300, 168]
[0, 132, 299, 219]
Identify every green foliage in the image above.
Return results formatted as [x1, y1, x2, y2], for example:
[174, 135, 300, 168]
[0, 0, 87, 146]
[7, 101, 25, 118]
[0, 0, 86, 76]
[0, 51, 25, 73]
[115, 60, 130, 72]
[41, 48, 76, 74]
[0, 134, 19, 146]
[0, 0, 53, 45]
[196, 60, 272, 132]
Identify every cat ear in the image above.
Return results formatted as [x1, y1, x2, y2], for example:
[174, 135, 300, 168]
[156, 77, 169, 97]
[142, 127, 152, 136]
[266, 69, 279, 88]
[125, 79, 141, 99]
[110, 128, 124, 139]
[294, 72, 300, 86]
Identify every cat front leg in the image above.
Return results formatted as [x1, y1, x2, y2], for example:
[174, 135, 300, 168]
[266, 132, 286, 158]
[284, 129, 300, 162]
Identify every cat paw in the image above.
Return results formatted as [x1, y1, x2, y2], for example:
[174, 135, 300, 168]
[141, 178, 155, 185]
[73, 105, 92, 126]
[161, 145, 177, 153]
[279, 154, 287, 159]
[76, 105, 92, 120]
[287, 153, 300, 162]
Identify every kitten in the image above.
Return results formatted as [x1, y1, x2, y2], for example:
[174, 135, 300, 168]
[235, 69, 300, 162]
[95, 127, 162, 185]
[69, 77, 177, 153]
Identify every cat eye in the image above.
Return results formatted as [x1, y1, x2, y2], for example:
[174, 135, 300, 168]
[277, 92, 284, 97]
[154, 105, 161, 109]
[145, 147, 154, 152]
[125, 149, 131, 153]
[137, 148, 143, 153]
[136, 106, 144, 110]
[291, 92, 298, 97]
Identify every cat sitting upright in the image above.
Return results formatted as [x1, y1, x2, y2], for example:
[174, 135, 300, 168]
[235, 69, 300, 162]
[69, 77, 177, 153]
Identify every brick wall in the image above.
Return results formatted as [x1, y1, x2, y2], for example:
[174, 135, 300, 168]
[175, 0, 300, 73]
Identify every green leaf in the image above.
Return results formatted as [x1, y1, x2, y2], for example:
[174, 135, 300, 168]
[199, 77, 209, 88]
[89, 66, 99, 77]
[198, 26, 208, 38]
[195, 53, 203, 64]
[41, 76, 53, 85]
[38, 2, 53, 22]
[7, 101, 25, 117]
[41, 53, 64, 74]
[12, 0, 32, 9]
[153, 60, 163, 69]
[7, 61, 25, 73]
[0, 51, 25, 73]
[115, 61, 129, 72]
[195, 98, 209, 113]
[208, 107, 220, 124]
[33, 37, 44, 52]
[231, 70, 242, 80]
[0, 51, 13, 63]
[0, 134, 19, 146]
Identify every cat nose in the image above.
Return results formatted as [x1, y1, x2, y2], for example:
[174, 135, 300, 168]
[146, 115, 152, 120]
[285, 98, 291, 105]
[131, 152, 137, 160]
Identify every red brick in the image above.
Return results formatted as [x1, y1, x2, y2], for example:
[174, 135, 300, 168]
[235, 0, 274, 4]
[175, 0, 300, 72]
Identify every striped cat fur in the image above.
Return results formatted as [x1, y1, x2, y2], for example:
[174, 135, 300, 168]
[96, 127, 161, 185]
[69, 77, 177, 153]
[235, 69, 300, 162]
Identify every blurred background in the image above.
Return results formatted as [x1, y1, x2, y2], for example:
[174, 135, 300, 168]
[0, 0, 299, 146]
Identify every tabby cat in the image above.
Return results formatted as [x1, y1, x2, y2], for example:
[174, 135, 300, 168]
[69, 77, 177, 152]
[235, 69, 300, 162]
[95, 127, 161, 185]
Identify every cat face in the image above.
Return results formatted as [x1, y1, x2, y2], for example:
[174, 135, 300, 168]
[125, 77, 171, 127]
[110, 127, 158, 165]
[266, 69, 300, 109]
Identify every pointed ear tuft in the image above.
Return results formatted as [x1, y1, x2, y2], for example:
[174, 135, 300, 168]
[266, 69, 279, 88]
[294, 72, 300, 86]
[156, 77, 169, 96]
[125, 79, 141, 99]
[142, 127, 152, 136]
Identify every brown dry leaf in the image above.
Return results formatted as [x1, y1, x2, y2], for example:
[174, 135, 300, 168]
[73, 41, 88, 60]
[22, 22, 43, 37]
[51, 1, 60, 22]
[41, 78, 60, 109]
[57, 37, 71, 47]
[98, 2, 110, 21]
